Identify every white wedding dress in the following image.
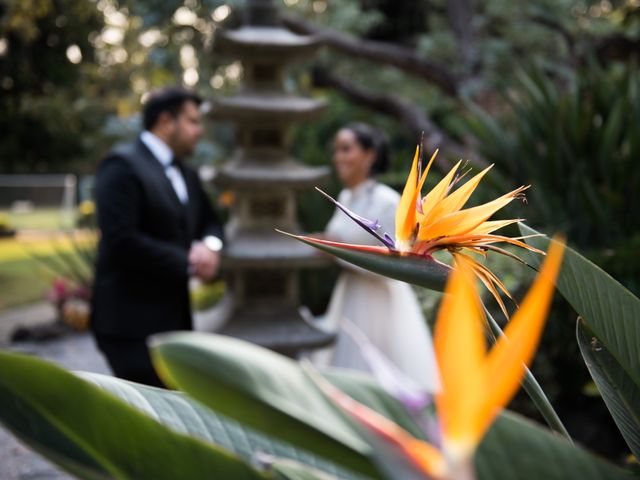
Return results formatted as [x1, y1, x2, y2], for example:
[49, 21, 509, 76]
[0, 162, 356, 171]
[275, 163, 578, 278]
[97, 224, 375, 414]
[313, 179, 440, 392]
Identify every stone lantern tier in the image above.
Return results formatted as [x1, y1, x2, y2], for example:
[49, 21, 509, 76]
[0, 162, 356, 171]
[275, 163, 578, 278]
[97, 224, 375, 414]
[215, 157, 328, 189]
[211, 95, 326, 122]
[216, 27, 321, 62]
[222, 230, 328, 269]
[219, 304, 333, 355]
[210, 0, 335, 357]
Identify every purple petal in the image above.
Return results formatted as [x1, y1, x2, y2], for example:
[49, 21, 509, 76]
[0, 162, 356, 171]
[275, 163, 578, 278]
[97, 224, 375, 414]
[363, 343, 431, 412]
[383, 233, 395, 247]
[357, 215, 381, 232]
[341, 320, 443, 447]
[341, 320, 430, 413]
[315, 187, 396, 249]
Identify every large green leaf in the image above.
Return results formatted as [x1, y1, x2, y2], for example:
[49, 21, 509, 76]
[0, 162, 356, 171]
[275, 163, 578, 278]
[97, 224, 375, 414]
[520, 223, 640, 457]
[484, 307, 572, 441]
[301, 364, 440, 480]
[280, 232, 450, 292]
[337, 410, 631, 480]
[319, 358, 627, 480]
[577, 320, 640, 459]
[320, 368, 427, 440]
[150, 331, 380, 478]
[476, 412, 632, 480]
[519, 223, 640, 378]
[152, 332, 632, 480]
[79, 372, 367, 479]
[0, 351, 266, 480]
[266, 458, 341, 480]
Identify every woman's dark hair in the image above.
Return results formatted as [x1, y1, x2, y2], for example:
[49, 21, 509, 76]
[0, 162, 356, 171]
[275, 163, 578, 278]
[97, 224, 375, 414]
[343, 122, 390, 176]
[142, 87, 202, 130]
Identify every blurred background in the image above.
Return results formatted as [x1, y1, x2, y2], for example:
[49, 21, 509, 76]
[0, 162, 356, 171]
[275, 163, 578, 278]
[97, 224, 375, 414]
[0, 0, 639, 466]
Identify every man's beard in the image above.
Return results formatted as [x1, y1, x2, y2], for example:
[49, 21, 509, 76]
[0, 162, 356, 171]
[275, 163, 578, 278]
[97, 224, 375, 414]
[169, 131, 195, 158]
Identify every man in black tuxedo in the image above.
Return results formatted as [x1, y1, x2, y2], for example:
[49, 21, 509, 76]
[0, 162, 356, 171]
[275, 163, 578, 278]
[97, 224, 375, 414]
[92, 87, 224, 386]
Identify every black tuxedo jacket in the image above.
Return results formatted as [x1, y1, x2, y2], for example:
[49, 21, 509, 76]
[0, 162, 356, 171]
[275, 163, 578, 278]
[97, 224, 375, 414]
[91, 137, 223, 338]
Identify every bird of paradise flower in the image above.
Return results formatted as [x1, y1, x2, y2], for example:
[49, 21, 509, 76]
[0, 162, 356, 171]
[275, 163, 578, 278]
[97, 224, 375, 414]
[282, 144, 544, 317]
[309, 240, 565, 479]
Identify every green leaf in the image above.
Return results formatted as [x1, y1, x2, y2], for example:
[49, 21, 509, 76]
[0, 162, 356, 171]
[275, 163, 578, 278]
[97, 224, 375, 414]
[321, 368, 427, 440]
[299, 363, 436, 480]
[577, 320, 640, 459]
[348, 411, 632, 480]
[321, 361, 627, 479]
[152, 332, 632, 480]
[519, 223, 640, 379]
[599, 97, 624, 171]
[476, 412, 632, 480]
[150, 331, 379, 478]
[266, 457, 341, 480]
[0, 351, 266, 480]
[520, 223, 640, 457]
[79, 372, 368, 480]
[484, 307, 572, 441]
[283, 233, 449, 292]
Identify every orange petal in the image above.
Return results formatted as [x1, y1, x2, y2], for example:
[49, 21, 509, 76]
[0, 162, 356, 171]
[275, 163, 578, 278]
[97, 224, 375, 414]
[396, 145, 420, 247]
[418, 186, 528, 241]
[432, 233, 544, 256]
[455, 252, 513, 319]
[403, 439, 449, 478]
[421, 161, 462, 222]
[434, 256, 487, 457]
[417, 148, 439, 194]
[425, 164, 494, 223]
[477, 239, 565, 438]
[316, 372, 447, 478]
[469, 219, 522, 235]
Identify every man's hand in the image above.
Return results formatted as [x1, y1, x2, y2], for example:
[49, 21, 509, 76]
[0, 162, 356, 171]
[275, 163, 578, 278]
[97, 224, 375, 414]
[188, 242, 220, 281]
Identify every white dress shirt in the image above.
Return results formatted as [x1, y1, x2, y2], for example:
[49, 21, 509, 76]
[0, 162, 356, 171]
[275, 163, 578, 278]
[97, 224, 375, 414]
[140, 131, 189, 204]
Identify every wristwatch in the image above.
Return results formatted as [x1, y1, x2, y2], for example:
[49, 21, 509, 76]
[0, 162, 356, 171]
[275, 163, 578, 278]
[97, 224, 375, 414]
[203, 235, 224, 252]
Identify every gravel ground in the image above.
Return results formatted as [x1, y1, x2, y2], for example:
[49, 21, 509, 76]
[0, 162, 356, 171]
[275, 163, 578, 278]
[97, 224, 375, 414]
[0, 330, 112, 480]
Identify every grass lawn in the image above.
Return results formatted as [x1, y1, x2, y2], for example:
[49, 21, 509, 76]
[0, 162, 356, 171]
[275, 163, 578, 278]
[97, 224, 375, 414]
[0, 208, 75, 310]
[0, 209, 226, 314]
[0, 249, 95, 311]
[0, 232, 97, 312]
[0, 258, 53, 310]
[1, 208, 75, 230]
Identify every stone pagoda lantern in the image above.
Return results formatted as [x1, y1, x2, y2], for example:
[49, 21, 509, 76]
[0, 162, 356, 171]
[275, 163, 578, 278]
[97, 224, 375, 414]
[210, 0, 334, 356]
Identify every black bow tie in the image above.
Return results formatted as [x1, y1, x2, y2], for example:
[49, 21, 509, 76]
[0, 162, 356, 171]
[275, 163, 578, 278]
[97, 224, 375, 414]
[166, 156, 182, 170]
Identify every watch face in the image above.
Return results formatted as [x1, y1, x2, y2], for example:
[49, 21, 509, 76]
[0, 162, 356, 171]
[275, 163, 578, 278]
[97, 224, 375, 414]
[205, 236, 223, 252]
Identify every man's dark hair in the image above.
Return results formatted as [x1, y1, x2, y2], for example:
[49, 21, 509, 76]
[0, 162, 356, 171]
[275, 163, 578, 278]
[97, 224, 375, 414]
[142, 87, 202, 130]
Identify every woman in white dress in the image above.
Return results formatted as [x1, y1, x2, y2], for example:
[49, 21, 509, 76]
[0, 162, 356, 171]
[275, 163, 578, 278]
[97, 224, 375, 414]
[315, 123, 440, 393]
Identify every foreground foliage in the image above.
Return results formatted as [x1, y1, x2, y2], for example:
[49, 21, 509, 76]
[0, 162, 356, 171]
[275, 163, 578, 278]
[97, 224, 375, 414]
[0, 228, 637, 478]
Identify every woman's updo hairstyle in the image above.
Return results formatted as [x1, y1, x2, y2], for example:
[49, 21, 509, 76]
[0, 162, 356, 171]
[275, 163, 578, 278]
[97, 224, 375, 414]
[344, 122, 390, 176]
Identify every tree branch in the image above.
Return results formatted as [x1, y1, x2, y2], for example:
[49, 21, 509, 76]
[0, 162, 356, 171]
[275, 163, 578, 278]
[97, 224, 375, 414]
[311, 67, 487, 171]
[446, 0, 477, 69]
[282, 14, 460, 97]
[595, 34, 640, 64]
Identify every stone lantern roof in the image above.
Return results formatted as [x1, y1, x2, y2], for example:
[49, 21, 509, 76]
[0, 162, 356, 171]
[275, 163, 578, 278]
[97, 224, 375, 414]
[208, 0, 335, 356]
